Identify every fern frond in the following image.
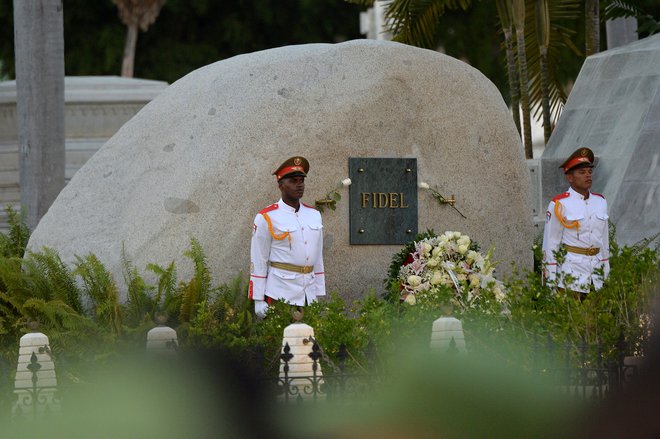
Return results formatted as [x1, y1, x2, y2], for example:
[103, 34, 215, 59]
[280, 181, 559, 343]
[178, 277, 199, 324]
[0, 256, 32, 301]
[74, 254, 123, 335]
[179, 238, 215, 323]
[0, 206, 30, 258]
[147, 261, 177, 313]
[23, 248, 83, 313]
[22, 298, 94, 333]
[121, 245, 155, 325]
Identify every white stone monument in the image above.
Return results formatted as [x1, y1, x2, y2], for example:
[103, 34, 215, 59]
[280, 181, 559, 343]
[146, 325, 178, 355]
[13, 331, 59, 418]
[279, 322, 324, 401]
[430, 316, 467, 354]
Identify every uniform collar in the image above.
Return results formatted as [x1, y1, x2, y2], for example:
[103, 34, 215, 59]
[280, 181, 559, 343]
[568, 187, 590, 200]
[277, 198, 299, 213]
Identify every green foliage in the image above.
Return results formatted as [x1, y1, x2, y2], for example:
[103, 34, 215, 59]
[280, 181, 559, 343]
[75, 253, 123, 336]
[178, 237, 214, 327]
[0, 206, 30, 259]
[0, 0, 363, 82]
[505, 237, 659, 361]
[0, 210, 656, 390]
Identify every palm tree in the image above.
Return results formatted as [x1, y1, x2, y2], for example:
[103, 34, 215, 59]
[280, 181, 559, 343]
[346, 0, 646, 154]
[535, 0, 552, 144]
[585, 0, 600, 55]
[496, 0, 521, 136]
[512, 0, 533, 157]
[113, 0, 166, 78]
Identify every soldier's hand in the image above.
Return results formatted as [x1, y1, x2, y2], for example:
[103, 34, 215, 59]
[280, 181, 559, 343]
[254, 300, 269, 319]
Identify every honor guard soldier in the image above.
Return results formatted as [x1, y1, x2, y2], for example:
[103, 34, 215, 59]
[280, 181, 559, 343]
[542, 147, 610, 295]
[249, 156, 325, 318]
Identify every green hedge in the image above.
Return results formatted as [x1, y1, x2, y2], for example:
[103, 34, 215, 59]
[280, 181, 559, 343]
[0, 207, 657, 386]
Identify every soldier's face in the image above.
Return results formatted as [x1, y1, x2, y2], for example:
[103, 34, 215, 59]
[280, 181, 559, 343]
[279, 176, 305, 201]
[566, 167, 593, 193]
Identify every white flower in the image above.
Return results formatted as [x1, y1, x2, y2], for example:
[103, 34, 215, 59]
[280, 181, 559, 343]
[407, 275, 422, 287]
[419, 182, 430, 189]
[431, 246, 443, 257]
[430, 270, 443, 285]
[342, 178, 352, 187]
[458, 244, 469, 254]
[421, 242, 432, 256]
[426, 258, 439, 268]
[404, 293, 417, 305]
[457, 236, 471, 247]
[469, 274, 480, 287]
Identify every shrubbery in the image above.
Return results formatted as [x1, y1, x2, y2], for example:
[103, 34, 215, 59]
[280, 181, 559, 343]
[0, 207, 657, 386]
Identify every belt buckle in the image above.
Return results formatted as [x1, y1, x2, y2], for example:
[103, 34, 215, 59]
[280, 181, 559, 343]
[587, 247, 597, 256]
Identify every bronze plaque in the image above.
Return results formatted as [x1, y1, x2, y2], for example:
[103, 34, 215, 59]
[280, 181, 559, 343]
[349, 158, 418, 245]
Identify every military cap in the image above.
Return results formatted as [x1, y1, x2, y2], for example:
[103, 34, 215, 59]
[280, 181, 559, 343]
[560, 147, 595, 174]
[273, 156, 309, 181]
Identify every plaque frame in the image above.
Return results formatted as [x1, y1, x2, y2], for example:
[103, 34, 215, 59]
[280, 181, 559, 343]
[348, 157, 418, 245]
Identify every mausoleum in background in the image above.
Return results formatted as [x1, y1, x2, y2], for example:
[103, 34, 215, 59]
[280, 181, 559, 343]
[0, 76, 167, 230]
[537, 34, 660, 246]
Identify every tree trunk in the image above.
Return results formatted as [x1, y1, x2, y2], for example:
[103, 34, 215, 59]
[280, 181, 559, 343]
[539, 47, 552, 144]
[516, 28, 533, 159]
[504, 28, 521, 136]
[585, 0, 600, 56]
[535, 0, 551, 144]
[13, 0, 66, 230]
[121, 24, 138, 77]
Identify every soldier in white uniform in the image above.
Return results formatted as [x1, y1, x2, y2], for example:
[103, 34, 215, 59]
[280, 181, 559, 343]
[542, 147, 610, 295]
[249, 156, 325, 318]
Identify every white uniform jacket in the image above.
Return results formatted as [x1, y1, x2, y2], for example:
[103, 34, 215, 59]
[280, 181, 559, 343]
[542, 187, 610, 292]
[249, 199, 326, 306]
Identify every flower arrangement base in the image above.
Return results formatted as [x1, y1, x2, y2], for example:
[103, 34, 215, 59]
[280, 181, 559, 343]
[430, 317, 466, 354]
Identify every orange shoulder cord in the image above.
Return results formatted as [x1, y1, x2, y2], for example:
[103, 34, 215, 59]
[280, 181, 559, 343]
[554, 201, 580, 237]
[262, 212, 292, 248]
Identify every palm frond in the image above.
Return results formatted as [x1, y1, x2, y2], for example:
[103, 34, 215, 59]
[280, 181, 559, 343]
[603, 0, 643, 20]
[524, 0, 581, 124]
[386, 0, 472, 48]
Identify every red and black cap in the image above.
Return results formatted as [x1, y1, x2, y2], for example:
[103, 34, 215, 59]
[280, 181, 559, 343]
[560, 147, 594, 174]
[273, 156, 309, 181]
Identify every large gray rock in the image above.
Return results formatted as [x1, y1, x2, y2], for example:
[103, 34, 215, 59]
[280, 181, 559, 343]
[27, 40, 533, 300]
[541, 34, 660, 246]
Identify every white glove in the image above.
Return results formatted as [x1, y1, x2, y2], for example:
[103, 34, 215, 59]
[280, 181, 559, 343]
[254, 300, 269, 318]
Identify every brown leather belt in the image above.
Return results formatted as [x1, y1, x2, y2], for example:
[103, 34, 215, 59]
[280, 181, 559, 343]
[269, 261, 313, 274]
[563, 245, 600, 256]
